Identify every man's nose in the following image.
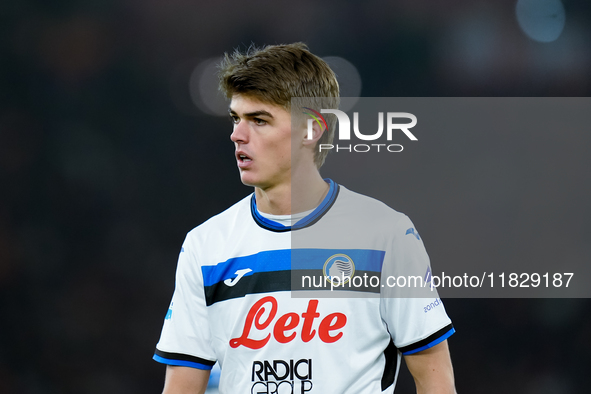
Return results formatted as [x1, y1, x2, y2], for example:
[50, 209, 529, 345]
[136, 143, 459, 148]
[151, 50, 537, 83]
[230, 121, 248, 143]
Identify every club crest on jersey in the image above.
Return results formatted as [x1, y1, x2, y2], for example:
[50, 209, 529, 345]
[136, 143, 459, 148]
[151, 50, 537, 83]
[323, 254, 355, 285]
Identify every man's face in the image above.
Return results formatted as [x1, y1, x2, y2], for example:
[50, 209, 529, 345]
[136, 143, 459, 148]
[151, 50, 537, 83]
[229, 95, 295, 190]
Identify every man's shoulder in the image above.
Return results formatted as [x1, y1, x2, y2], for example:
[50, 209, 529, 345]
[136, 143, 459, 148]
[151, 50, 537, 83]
[332, 184, 421, 240]
[186, 194, 252, 238]
[337, 184, 408, 223]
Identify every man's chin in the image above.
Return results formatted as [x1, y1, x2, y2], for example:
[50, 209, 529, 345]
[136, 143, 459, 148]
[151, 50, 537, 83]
[239, 172, 258, 187]
[239, 174, 274, 190]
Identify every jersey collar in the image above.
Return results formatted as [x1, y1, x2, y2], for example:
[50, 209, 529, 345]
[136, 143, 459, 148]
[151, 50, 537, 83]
[250, 179, 340, 232]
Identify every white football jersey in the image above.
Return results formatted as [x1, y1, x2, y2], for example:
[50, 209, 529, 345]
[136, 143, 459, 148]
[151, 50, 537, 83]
[154, 180, 454, 393]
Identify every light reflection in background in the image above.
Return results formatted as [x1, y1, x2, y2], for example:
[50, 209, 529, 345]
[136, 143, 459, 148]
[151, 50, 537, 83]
[516, 0, 566, 43]
[190, 57, 227, 116]
[322, 56, 362, 111]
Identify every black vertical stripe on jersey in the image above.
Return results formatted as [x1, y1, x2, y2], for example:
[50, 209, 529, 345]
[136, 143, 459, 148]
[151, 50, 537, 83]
[204, 270, 292, 306]
[381, 339, 398, 391]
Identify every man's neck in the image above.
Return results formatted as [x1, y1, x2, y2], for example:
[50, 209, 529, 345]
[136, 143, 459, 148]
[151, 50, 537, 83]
[254, 171, 329, 216]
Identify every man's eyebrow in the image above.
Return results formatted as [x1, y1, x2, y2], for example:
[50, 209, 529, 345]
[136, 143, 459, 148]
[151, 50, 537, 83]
[228, 108, 274, 118]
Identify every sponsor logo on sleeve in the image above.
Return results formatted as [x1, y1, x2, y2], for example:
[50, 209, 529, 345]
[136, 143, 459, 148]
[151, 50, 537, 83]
[423, 298, 441, 313]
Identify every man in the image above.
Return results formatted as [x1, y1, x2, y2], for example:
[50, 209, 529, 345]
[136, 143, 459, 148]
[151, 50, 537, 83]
[154, 43, 456, 393]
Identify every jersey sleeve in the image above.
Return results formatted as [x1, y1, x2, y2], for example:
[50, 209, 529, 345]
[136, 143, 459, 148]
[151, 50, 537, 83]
[380, 215, 454, 355]
[153, 236, 217, 369]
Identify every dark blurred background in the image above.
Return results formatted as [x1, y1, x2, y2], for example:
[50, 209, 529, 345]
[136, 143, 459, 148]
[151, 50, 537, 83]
[1, 0, 590, 393]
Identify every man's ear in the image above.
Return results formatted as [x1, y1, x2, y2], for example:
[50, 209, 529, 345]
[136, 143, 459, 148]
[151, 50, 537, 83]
[302, 119, 325, 146]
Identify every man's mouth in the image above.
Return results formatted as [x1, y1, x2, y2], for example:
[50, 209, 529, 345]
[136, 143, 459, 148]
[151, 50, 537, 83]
[237, 153, 252, 163]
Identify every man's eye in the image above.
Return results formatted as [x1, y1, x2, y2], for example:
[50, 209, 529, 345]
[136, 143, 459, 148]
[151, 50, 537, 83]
[253, 118, 267, 125]
[230, 116, 240, 124]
